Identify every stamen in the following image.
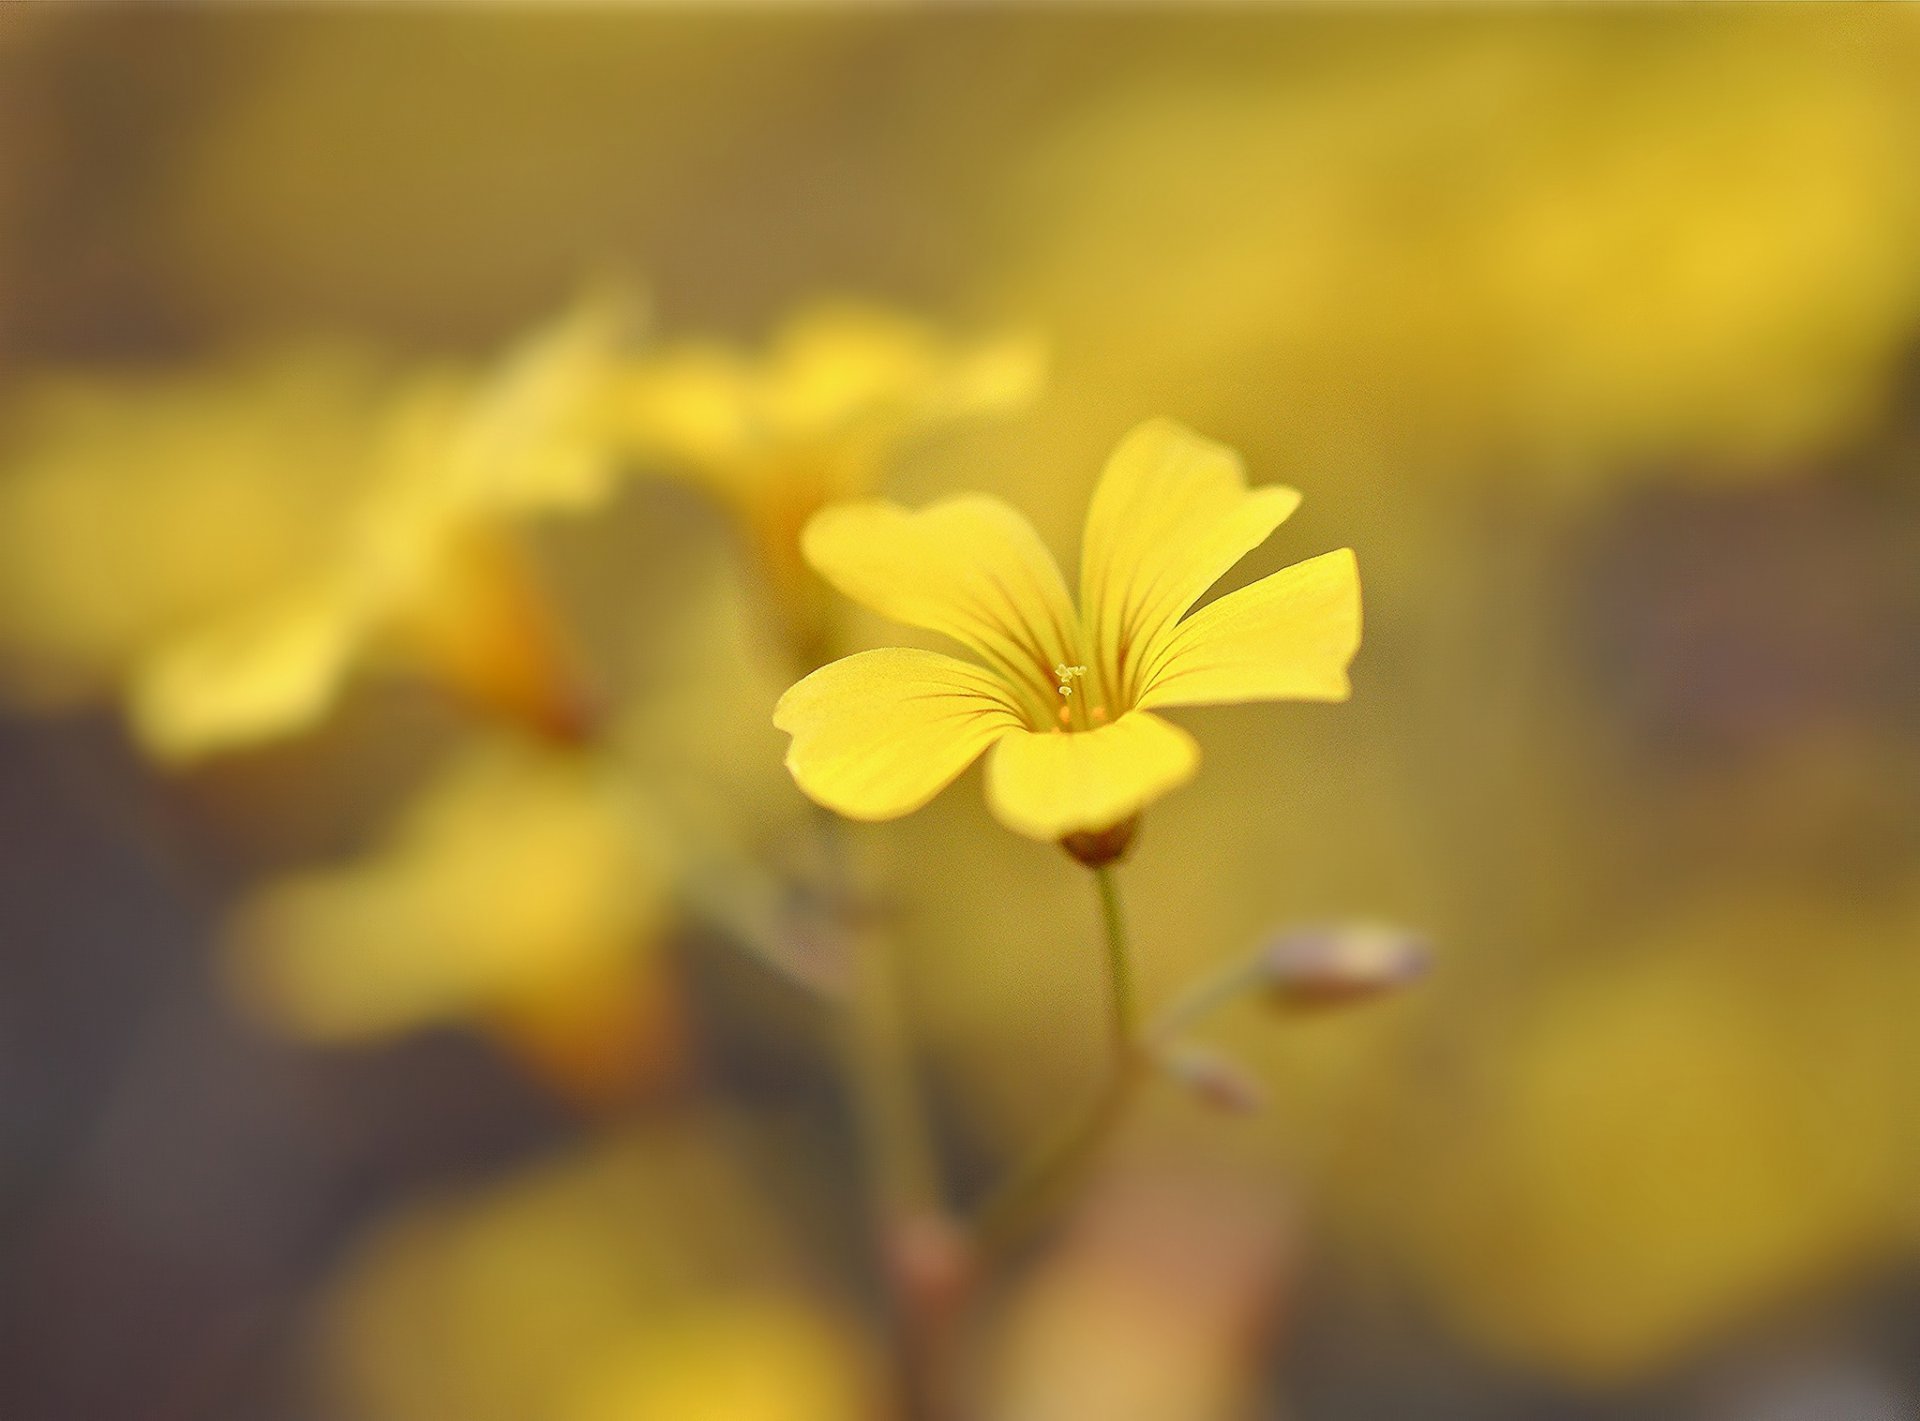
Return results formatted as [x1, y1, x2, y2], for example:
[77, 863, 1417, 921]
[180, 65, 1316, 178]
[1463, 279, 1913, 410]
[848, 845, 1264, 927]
[1053, 664, 1093, 730]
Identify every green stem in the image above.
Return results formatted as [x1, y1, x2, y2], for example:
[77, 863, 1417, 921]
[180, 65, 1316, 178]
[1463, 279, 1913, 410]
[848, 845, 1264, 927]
[971, 865, 1150, 1261]
[1095, 865, 1136, 1052]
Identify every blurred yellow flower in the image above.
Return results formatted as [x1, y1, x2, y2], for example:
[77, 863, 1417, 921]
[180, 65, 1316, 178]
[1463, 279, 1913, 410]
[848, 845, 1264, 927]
[613, 300, 1043, 641]
[991, 13, 1920, 492]
[1383, 891, 1916, 1382]
[0, 289, 634, 762]
[564, 1298, 880, 1421]
[143, 290, 636, 760]
[0, 347, 384, 707]
[775, 419, 1360, 843]
[321, 1123, 881, 1421]
[227, 737, 678, 1100]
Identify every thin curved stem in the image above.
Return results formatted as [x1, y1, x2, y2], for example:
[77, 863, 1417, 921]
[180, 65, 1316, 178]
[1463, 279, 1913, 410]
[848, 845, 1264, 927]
[971, 865, 1150, 1261]
[1146, 953, 1263, 1049]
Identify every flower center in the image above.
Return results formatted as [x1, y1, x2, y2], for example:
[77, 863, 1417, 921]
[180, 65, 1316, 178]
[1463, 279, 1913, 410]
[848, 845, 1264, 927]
[1051, 662, 1110, 732]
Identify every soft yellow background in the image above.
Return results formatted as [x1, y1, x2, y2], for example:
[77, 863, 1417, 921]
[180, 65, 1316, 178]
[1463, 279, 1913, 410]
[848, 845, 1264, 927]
[4, 7, 1920, 1417]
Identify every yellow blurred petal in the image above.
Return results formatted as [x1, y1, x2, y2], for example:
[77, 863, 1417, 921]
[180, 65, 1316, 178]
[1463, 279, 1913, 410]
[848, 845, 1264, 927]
[775, 647, 1025, 822]
[802, 496, 1081, 720]
[771, 303, 962, 425]
[388, 528, 602, 744]
[375, 288, 636, 539]
[1080, 419, 1301, 707]
[227, 743, 667, 1042]
[985, 710, 1198, 841]
[129, 579, 368, 763]
[933, 328, 1047, 420]
[618, 303, 1042, 499]
[769, 301, 1044, 432]
[566, 1298, 881, 1421]
[319, 1121, 814, 1421]
[459, 284, 640, 514]
[487, 959, 684, 1107]
[0, 352, 387, 706]
[1136, 548, 1362, 711]
[614, 344, 759, 477]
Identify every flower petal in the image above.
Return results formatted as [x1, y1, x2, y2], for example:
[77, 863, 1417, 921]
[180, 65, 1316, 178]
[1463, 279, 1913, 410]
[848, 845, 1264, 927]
[130, 578, 369, 762]
[614, 343, 759, 478]
[1080, 419, 1301, 707]
[1136, 548, 1361, 710]
[775, 647, 1026, 821]
[226, 744, 664, 1042]
[453, 284, 638, 514]
[985, 710, 1198, 841]
[769, 303, 1045, 433]
[802, 496, 1081, 721]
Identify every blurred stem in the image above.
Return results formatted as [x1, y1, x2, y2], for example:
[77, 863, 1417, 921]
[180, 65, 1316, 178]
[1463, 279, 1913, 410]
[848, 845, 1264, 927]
[838, 890, 942, 1221]
[1147, 953, 1262, 1048]
[816, 812, 956, 1418]
[788, 599, 957, 1414]
[815, 811, 941, 1220]
[972, 865, 1149, 1262]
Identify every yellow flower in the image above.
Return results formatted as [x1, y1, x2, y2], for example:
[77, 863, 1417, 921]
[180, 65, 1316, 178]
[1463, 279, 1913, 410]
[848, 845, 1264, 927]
[1376, 890, 1917, 1382]
[226, 737, 679, 1101]
[0, 290, 633, 762]
[988, 13, 1920, 492]
[565, 1299, 881, 1421]
[320, 1122, 882, 1421]
[0, 348, 385, 709]
[774, 419, 1361, 845]
[138, 290, 634, 760]
[614, 301, 1043, 637]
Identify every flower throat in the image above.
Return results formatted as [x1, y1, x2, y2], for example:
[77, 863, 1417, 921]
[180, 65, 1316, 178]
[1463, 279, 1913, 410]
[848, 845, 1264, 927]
[1052, 662, 1111, 732]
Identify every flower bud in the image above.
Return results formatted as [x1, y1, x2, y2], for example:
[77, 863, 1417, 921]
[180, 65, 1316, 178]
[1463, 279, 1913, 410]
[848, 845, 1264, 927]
[1162, 1044, 1266, 1114]
[1259, 923, 1430, 1010]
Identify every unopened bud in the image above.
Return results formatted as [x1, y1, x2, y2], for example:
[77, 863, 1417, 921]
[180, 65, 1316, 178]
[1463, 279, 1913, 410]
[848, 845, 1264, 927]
[1260, 923, 1430, 1010]
[1163, 1044, 1266, 1114]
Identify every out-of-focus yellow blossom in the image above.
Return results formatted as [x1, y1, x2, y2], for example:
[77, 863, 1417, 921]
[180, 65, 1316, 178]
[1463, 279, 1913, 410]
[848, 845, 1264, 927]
[613, 300, 1043, 642]
[1380, 891, 1917, 1383]
[219, 555, 841, 1086]
[321, 1123, 882, 1421]
[993, 12, 1920, 495]
[226, 738, 678, 1101]
[775, 418, 1359, 843]
[564, 1298, 879, 1421]
[0, 348, 387, 706]
[0, 290, 635, 761]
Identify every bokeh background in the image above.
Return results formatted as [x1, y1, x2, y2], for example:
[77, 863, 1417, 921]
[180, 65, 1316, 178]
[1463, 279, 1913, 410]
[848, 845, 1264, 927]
[4, 6, 1920, 1419]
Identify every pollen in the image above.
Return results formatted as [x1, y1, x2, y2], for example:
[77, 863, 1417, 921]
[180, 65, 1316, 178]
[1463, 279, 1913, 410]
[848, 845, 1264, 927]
[1053, 664, 1091, 728]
